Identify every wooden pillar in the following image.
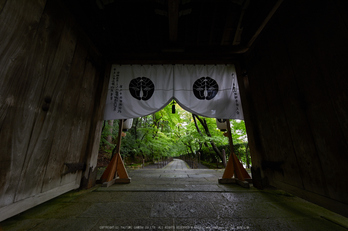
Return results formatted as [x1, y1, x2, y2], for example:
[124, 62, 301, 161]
[235, 62, 266, 189]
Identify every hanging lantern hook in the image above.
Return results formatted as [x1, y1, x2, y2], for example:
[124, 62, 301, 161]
[171, 99, 176, 114]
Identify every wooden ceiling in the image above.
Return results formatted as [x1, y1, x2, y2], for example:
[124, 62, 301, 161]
[63, 0, 282, 63]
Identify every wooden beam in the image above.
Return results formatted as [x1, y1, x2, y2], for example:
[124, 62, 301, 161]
[221, 8, 236, 45]
[234, 62, 265, 188]
[232, 0, 249, 45]
[246, 0, 283, 48]
[110, 48, 243, 64]
[168, 0, 179, 42]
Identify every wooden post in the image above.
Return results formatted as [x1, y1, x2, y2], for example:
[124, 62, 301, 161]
[99, 119, 131, 187]
[219, 119, 251, 188]
[221, 149, 234, 179]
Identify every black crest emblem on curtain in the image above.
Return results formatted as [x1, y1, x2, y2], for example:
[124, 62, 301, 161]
[129, 77, 155, 100]
[193, 77, 219, 100]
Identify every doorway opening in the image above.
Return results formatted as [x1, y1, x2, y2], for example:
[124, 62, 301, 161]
[97, 102, 251, 179]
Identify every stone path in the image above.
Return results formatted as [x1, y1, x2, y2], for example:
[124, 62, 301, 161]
[162, 159, 190, 170]
[1, 160, 348, 231]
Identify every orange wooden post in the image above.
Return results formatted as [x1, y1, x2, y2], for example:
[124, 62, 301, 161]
[219, 119, 250, 188]
[222, 150, 234, 179]
[100, 119, 123, 183]
[115, 152, 130, 179]
[223, 119, 239, 178]
[232, 152, 245, 181]
[100, 151, 119, 183]
[236, 157, 252, 179]
[100, 120, 131, 186]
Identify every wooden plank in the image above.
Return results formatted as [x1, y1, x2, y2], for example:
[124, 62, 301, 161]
[334, 0, 348, 33]
[291, 0, 348, 203]
[102, 179, 116, 188]
[259, 49, 304, 189]
[308, 0, 348, 146]
[0, 0, 7, 14]
[235, 63, 266, 188]
[114, 178, 131, 184]
[59, 46, 97, 187]
[236, 179, 250, 188]
[0, 0, 47, 207]
[13, 5, 78, 200]
[243, 0, 348, 215]
[268, 16, 328, 196]
[72, 24, 105, 188]
[39, 21, 82, 193]
[0, 181, 79, 222]
[245, 57, 302, 187]
[243, 0, 335, 192]
[247, 60, 285, 186]
[241, 63, 273, 188]
[218, 178, 236, 184]
[282, 1, 348, 203]
[80, 58, 107, 188]
[273, 180, 348, 218]
[0, 0, 104, 219]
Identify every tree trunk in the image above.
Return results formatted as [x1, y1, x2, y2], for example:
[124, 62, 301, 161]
[246, 143, 250, 168]
[192, 114, 227, 167]
[106, 120, 114, 150]
[222, 149, 226, 167]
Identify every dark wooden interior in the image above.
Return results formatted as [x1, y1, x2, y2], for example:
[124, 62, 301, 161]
[0, 0, 347, 221]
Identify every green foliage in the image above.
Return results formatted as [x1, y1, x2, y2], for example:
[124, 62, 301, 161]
[99, 121, 118, 154]
[98, 103, 250, 167]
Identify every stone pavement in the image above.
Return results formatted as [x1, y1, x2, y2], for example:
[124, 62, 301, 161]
[162, 159, 190, 170]
[1, 159, 348, 231]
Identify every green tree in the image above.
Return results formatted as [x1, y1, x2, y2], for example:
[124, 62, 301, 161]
[192, 114, 227, 167]
[98, 103, 249, 168]
[230, 119, 250, 168]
